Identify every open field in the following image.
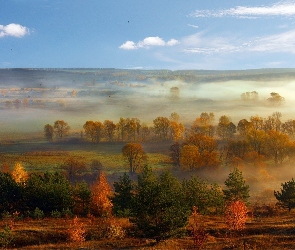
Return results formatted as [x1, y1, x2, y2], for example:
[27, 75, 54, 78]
[2, 210, 295, 249]
[0, 139, 172, 175]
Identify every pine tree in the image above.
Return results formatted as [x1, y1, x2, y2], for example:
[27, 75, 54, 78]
[223, 168, 250, 203]
[132, 167, 190, 241]
[112, 173, 134, 217]
[274, 178, 295, 212]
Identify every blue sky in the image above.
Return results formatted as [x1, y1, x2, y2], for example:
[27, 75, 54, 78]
[1, 0, 295, 69]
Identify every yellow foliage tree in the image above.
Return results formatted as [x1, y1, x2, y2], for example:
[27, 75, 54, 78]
[90, 173, 113, 217]
[11, 162, 28, 183]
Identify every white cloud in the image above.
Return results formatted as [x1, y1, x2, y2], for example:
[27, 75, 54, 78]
[0, 23, 29, 38]
[138, 36, 165, 47]
[119, 36, 180, 50]
[182, 33, 239, 54]
[188, 24, 199, 29]
[192, 1, 295, 18]
[119, 41, 137, 50]
[181, 29, 295, 55]
[167, 39, 180, 46]
[250, 29, 295, 53]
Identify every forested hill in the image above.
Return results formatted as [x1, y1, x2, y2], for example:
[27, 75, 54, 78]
[1, 68, 295, 87]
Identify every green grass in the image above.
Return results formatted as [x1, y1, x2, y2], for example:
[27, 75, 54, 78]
[0, 141, 172, 174]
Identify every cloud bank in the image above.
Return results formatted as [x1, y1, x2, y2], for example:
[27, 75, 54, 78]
[0, 23, 29, 38]
[119, 36, 180, 50]
[192, 1, 295, 18]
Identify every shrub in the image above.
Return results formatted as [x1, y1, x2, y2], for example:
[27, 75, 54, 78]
[51, 210, 62, 218]
[225, 200, 248, 232]
[31, 207, 44, 220]
[187, 206, 208, 249]
[0, 226, 13, 248]
[68, 216, 86, 243]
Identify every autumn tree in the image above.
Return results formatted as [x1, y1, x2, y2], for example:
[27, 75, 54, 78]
[267, 92, 284, 105]
[225, 200, 248, 232]
[62, 158, 87, 183]
[241, 91, 258, 101]
[122, 143, 147, 173]
[188, 206, 208, 249]
[44, 124, 54, 141]
[264, 130, 293, 165]
[282, 119, 295, 138]
[169, 121, 185, 141]
[250, 115, 264, 131]
[140, 123, 151, 141]
[225, 140, 251, 161]
[191, 112, 215, 136]
[153, 116, 171, 140]
[170, 142, 182, 168]
[246, 128, 266, 155]
[264, 112, 282, 132]
[126, 118, 141, 141]
[237, 119, 252, 137]
[180, 145, 200, 171]
[103, 120, 116, 141]
[83, 121, 104, 143]
[217, 115, 236, 139]
[170, 112, 180, 123]
[54, 120, 70, 138]
[223, 168, 250, 203]
[117, 117, 127, 141]
[274, 178, 295, 212]
[90, 173, 113, 217]
[11, 162, 28, 184]
[68, 217, 86, 243]
[186, 134, 220, 168]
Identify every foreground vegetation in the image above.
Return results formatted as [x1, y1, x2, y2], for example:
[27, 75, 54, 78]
[2, 209, 295, 249]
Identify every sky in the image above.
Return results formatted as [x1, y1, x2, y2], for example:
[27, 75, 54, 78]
[1, 0, 295, 70]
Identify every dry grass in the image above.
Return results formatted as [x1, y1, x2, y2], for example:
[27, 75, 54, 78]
[1, 212, 295, 249]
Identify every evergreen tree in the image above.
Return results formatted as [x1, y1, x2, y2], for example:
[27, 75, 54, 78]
[223, 168, 250, 203]
[132, 166, 189, 241]
[24, 172, 73, 215]
[72, 181, 91, 216]
[112, 172, 134, 217]
[0, 172, 22, 214]
[274, 178, 295, 212]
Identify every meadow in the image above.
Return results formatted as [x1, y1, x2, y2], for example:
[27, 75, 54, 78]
[2, 207, 295, 249]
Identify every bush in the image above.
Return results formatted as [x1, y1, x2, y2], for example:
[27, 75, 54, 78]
[51, 210, 62, 218]
[0, 226, 13, 248]
[68, 216, 86, 243]
[31, 207, 44, 220]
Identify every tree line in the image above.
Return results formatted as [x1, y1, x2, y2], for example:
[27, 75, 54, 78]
[45, 111, 295, 170]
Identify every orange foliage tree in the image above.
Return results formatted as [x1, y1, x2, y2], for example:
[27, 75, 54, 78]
[90, 173, 113, 217]
[225, 200, 248, 232]
[180, 145, 200, 170]
[122, 143, 147, 173]
[11, 162, 28, 184]
[68, 216, 86, 243]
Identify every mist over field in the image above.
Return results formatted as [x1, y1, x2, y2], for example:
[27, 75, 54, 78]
[1, 68, 295, 204]
[0, 68, 294, 134]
